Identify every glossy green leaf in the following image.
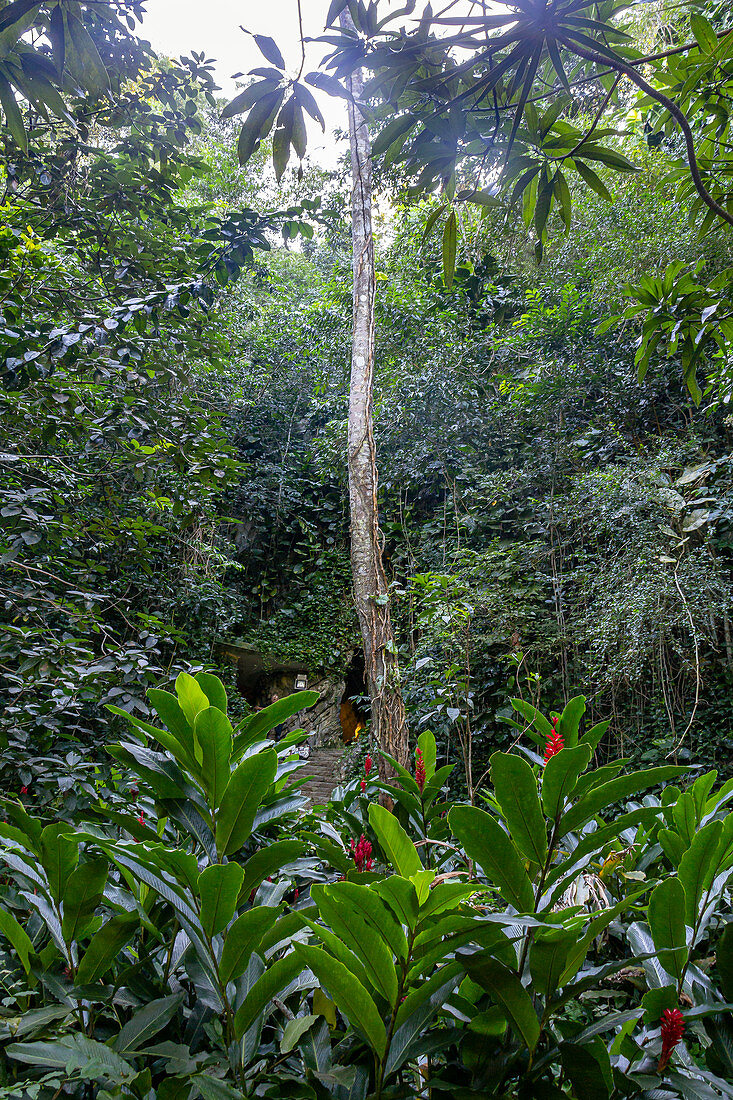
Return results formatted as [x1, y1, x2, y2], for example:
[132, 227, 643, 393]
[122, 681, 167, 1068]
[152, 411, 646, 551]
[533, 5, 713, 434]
[61, 858, 107, 943]
[233, 951, 303, 1038]
[449, 804, 534, 911]
[216, 749, 277, 857]
[292, 944, 387, 1057]
[76, 911, 138, 985]
[678, 819, 723, 924]
[40, 823, 78, 903]
[0, 907, 33, 973]
[442, 210, 457, 289]
[195, 706, 233, 809]
[368, 803, 422, 877]
[542, 744, 592, 819]
[490, 752, 547, 866]
[463, 954, 540, 1051]
[648, 877, 688, 979]
[113, 994, 183, 1054]
[198, 863, 244, 938]
[558, 766, 688, 837]
[219, 907, 273, 985]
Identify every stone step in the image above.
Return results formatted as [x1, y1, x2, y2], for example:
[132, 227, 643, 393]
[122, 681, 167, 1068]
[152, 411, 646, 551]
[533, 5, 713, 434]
[291, 745, 345, 805]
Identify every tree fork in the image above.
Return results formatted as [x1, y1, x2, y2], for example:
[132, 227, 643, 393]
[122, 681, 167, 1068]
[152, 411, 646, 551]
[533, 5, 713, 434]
[341, 8, 409, 774]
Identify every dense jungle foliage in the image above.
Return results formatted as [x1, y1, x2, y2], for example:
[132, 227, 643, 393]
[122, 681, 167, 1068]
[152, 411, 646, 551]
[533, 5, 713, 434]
[1, 0, 733, 1096]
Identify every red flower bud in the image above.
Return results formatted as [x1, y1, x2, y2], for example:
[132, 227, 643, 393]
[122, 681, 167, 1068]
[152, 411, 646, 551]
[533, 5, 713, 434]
[658, 1008, 685, 1074]
[415, 747, 426, 793]
[351, 834, 373, 873]
[543, 726, 564, 763]
[364, 754, 372, 776]
[20, 785, 28, 795]
[360, 779, 366, 793]
[138, 812, 144, 825]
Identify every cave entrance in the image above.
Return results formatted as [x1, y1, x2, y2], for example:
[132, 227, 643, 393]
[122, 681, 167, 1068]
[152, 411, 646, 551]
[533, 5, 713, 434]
[339, 652, 368, 743]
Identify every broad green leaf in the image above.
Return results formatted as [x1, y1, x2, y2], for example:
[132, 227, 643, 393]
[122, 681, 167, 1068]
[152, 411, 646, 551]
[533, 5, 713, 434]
[331, 881, 407, 960]
[558, 766, 688, 837]
[233, 691, 318, 757]
[678, 819, 723, 924]
[368, 803, 422, 877]
[510, 698, 552, 745]
[641, 984, 678, 1022]
[193, 1076, 244, 1100]
[463, 954, 540, 1051]
[292, 944, 387, 1057]
[281, 1014, 318, 1054]
[690, 12, 718, 53]
[64, 12, 110, 96]
[560, 1038, 613, 1100]
[113, 994, 183, 1054]
[194, 673, 228, 714]
[61, 858, 107, 943]
[76, 911, 138, 985]
[542, 744, 592, 819]
[273, 96, 295, 182]
[449, 804, 534, 912]
[530, 927, 577, 996]
[573, 158, 613, 202]
[576, 143, 638, 172]
[198, 863, 244, 938]
[233, 951, 303, 1038]
[220, 907, 273, 985]
[580, 720, 610, 751]
[195, 707, 233, 809]
[372, 876, 419, 929]
[40, 823, 78, 903]
[558, 696, 586, 747]
[411, 869, 435, 905]
[0, 907, 33, 973]
[7, 1034, 132, 1080]
[237, 89, 285, 166]
[648, 877, 688, 980]
[147, 688, 197, 761]
[0, 74, 26, 151]
[216, 749, 277, 857]
[372, 113, 415, 158]
[239, 839, 303, 900]
[442, 210, 457, 289]
[673, 791, 697, 845]
[252, 33, 286, 68]
[176, 671, 210, 728]
[311, 884, 398, 1001]
[490, 752, 547, 866]
[717, 923, 733, 1002]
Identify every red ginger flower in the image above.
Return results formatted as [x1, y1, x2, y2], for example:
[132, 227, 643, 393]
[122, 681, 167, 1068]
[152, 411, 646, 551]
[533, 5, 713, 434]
[137, 812, 144, 825]
[415, 747, 426, 793]
[350, 834, 373, 873]
[544, 716, 564, 763]
[360, 780, 366, 793]
[364, 754, 372, 776]
[658, 1008, 685, 1074]
[20, 785, 28, 795]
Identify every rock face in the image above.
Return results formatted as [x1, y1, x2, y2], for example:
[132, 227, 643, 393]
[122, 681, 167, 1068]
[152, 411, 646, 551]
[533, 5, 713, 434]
[291, 674, 346, 749]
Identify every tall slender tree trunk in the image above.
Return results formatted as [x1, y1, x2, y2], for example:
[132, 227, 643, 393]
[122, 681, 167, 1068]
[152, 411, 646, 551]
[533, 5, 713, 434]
[341, 10, 408, 773]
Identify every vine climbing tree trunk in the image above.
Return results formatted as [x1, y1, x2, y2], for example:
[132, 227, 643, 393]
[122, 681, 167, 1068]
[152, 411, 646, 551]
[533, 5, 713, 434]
[341, 9, 408, 773]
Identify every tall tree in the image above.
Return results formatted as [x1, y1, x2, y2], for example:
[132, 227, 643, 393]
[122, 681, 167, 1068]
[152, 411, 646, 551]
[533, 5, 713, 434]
[339, 9, 409, 772]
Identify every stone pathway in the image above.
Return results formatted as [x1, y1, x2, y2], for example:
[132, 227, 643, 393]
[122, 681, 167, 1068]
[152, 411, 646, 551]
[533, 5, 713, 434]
[293, 745, 345, 805]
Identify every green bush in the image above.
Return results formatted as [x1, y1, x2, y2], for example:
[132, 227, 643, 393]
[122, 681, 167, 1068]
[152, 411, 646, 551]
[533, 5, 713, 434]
[0, 675, 731, 1098]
